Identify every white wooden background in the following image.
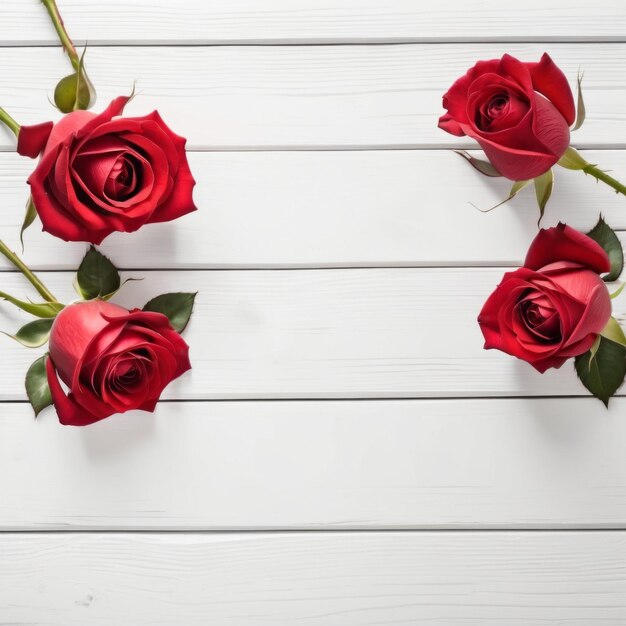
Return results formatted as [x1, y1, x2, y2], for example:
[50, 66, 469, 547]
[1, 2, 626, 624]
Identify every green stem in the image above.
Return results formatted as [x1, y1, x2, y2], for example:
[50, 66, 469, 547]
[583, 163, 626, 196]
[0, 241, 58, 303]
[40, 0, 80, 70]
[0, 107, 20, 137]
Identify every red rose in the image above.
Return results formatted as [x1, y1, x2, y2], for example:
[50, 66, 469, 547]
[46, 300, 191, 426]
[478, 224, 612, 373]
[439, 53, 575, 180]
[18, 96, 197, 244]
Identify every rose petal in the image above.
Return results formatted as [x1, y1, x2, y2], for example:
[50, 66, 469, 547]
[437, 112, 465, 136]
[477, 135, 557, 181]
[526, 52, 576, 126]
[46, 356, 110, 426]
[530, 94, 570, 161]
[499, 54, 535, 93]
[524, 223, 611, 274]
[528, 355, 568, 374]
[440, 59, 501, 128]
[17, 122, 54, 158]
[49, 301, 128, 385]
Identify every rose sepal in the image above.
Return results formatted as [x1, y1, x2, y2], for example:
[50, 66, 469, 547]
[572, 72, 586, 131]
[534, 169, 554, 224]
[611, 283, 625, 300]
[557, 147, 589, 171]
[20, 198, 38, 249]
[454, 150, 503, 177]
[0, 292, 64, 318]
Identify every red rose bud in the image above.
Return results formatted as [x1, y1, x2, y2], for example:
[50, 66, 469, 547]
[439, 53, 575, 181]
[478, 224, 612, 373]
[20, 96, 197, 244]
[46, 300, 191, 426]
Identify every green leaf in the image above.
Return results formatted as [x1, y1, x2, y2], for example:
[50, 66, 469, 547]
[586, 215, 624, 282]
[454, 150, 502, 177]
[572, 71, 586, 132]
[575, 336, 626, 406]
[601, 317, 626, 347]
[75, 246, 121, 300]
[25, 354, 52, 417]
[143, 292, 197, 333]
[0, 291, 64, 318]
[20, 197, 37, 250]
[557, 146, 590, 170]
[4, 318, 54, 348]
[533, 169, 554, 224]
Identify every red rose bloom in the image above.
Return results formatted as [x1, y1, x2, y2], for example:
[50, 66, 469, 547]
[18, 96, 196, 244]
[439, 53, 575, 180]
[478, 224, 612, 373]
[46, 300, 191, 426]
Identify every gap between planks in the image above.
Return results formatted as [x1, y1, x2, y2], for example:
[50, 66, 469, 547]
[2, 528, 626, 534]
[2, 39, 626, 48]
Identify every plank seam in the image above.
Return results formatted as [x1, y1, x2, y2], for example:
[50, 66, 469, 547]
[0, 395, 623, 403]
[4, 146, 626, 153]
[2, 39, 626, 47]
[2, 528, 626, 534]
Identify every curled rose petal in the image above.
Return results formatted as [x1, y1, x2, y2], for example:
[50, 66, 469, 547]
[46, 355, 109, 426]
[17, 122, 54, 158]
[526, 53, 576, 126]
[524, 223, 610, 274]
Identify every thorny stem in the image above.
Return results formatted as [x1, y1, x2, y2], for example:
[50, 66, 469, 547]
[583, 163, 626, 196]
[40, 0, 80, 70]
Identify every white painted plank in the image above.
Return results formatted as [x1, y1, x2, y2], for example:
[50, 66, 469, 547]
[0, 44, 625, 149]
[2, 531, 626, 625]
[1, 150, 626, 270]
[0, 269, 624, 400]
[2, 399, 626, 530]
[2, 0, 625, 43]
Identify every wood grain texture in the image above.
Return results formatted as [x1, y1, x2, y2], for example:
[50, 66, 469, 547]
[2, 399, 626, 530]
[2, 531, 626, 625]
[2, 0, 626, 43]
[1, 44, 626, 149]
[0, 269, 624, 401]
[1, 150, 626, 270]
